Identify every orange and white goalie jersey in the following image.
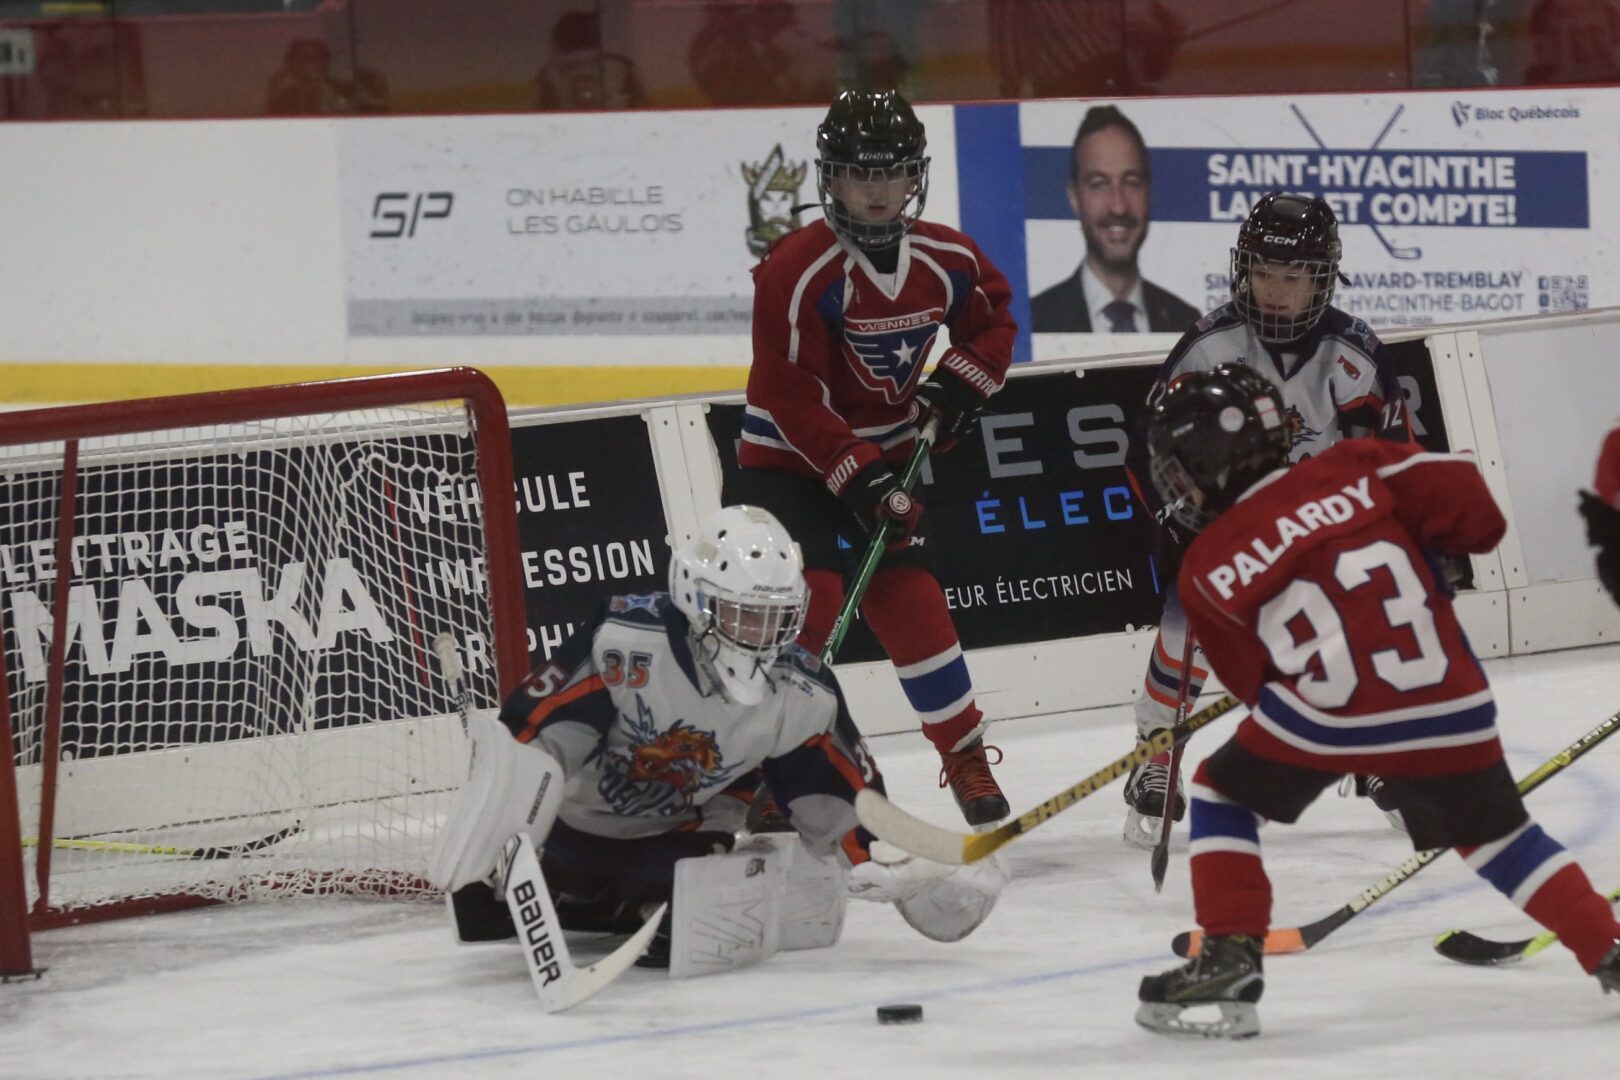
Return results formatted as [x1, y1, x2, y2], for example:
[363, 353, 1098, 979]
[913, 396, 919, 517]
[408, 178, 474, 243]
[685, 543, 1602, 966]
[1178, 440, 1508, 779]
[497, 593, 882, 863]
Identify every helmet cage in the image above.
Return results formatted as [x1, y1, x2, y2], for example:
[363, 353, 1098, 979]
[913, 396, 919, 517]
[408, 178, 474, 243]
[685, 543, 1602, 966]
[1230, 246, 1338, 344]
[816, 157, 930, 251]
[691, 584, 806, 659]
[667, 505, 807, 705]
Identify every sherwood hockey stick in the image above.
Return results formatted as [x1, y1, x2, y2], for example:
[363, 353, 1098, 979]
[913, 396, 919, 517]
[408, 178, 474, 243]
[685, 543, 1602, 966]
[1172, 706, 1620, 959]
[21, 824, 300, 860]
[1150, 636, 1199, 892]
[820, 414, 941, 663]
[856, 694, 1242, 865]
[1433, 886, 1620, 966]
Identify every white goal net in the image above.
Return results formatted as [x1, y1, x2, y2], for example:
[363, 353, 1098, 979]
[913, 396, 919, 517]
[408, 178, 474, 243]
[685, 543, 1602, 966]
[0, 371, 527, 937]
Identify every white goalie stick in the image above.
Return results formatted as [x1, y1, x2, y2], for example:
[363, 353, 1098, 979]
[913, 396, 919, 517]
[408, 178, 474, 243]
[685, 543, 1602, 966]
[431, 632, 666, 1011]
[501, 832, 667, 1013]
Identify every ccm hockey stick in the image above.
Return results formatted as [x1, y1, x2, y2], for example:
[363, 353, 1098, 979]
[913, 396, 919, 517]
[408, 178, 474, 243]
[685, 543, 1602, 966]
[856, 694, 1242, 865]
[1434, 886, 1620, 966]
[1172, 706, 1620, 959]
[820, 414, 940, 663]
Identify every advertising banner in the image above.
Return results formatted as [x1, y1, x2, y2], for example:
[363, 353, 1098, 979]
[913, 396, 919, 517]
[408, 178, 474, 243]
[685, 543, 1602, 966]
[1003, 89, 1609, 360]
[706, 346, 1453, 658]
[335, 108, 957, 340]
[508, 415, 669, 661]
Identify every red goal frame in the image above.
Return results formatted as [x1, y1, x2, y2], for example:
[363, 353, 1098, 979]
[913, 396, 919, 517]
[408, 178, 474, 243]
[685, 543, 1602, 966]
[0, 367, 530, 980]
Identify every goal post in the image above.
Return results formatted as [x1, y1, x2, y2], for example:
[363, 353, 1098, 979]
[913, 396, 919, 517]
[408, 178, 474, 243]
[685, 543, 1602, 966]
[0, 368, 530, 978]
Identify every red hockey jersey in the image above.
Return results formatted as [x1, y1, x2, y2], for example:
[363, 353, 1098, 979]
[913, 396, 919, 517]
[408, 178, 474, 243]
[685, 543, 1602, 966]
[740, 219, 1015, 495]
[1178, 440, 1508, 778]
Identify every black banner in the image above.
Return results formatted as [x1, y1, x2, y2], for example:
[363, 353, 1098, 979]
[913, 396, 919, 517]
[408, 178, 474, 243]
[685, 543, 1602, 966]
[509, 416, 669, 664]
[706, 345, 1454, 660]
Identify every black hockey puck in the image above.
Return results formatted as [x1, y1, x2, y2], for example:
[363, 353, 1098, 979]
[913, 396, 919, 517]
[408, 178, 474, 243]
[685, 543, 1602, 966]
[876, 1004, 923, 1025]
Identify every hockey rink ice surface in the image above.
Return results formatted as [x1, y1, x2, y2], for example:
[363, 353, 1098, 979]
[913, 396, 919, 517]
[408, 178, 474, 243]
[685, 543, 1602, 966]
[5, 644, 1618, 1080]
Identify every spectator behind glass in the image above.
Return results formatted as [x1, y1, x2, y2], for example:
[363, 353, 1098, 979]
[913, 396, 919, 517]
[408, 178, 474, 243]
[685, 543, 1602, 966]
[689, 1, 830, 106]
[988, 1, 1185, 98]
[1523, 0, 1620, 83]
[265, 37, 388, 116]
[833, 0, 918, 96]
[537, 9, 647, 110]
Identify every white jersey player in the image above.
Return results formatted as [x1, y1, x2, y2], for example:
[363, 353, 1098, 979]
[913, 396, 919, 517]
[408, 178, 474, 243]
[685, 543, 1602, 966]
[427, 505, 1007, 983]
[1118, 192, 1414, 848]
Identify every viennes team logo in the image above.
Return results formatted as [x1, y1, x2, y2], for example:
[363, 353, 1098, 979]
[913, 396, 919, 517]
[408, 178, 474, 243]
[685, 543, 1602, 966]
[842, 309, 943, 403]
[742, 143, 809, 258]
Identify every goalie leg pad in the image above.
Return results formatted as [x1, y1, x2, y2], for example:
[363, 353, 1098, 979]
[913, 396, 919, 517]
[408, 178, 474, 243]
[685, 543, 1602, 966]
[895, 852, 1011, 943]
[428, 708, 565, 896]
[668, 845, 787, 979]
[744, 835, 848, 951]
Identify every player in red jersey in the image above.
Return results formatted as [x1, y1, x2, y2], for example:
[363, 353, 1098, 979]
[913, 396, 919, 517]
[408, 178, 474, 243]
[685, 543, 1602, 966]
[730, 89, 1015, 826]
[1579, 419, 1620, 605]
[1132, 365, 1620, 1039]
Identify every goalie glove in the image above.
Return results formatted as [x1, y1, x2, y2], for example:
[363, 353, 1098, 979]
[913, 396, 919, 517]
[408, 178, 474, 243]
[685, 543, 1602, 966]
[846, 840, 1009, 942]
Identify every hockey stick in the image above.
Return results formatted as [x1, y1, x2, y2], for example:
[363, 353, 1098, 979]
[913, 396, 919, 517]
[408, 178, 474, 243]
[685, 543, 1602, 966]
[1172, 706, 1620, 959]
[20, 824, 301, 860]
[1433, 886, 1620, 966]
[855, 694, 1242, 865]
[820, 414, 940, 663]
[432, 632, 474, 734]
[1150, 636, 1198, 892]
[501, 832, 667, 1012]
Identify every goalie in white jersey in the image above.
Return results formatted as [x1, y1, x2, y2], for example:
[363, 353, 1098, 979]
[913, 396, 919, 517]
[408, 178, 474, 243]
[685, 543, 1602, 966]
[428, 505, 1006, 979]
[1118, 192, 1414, 848]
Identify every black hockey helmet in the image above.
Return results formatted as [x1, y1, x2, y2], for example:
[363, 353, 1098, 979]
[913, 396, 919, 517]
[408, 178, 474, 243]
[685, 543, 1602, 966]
[1230, 192, 1344, 344]
[815, 89, 929, 251]
[1146, 364, 1291, 533]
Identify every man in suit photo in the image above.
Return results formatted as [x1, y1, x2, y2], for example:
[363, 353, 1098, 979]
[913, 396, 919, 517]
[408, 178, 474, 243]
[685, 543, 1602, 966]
[1030, 105, 1199, 334]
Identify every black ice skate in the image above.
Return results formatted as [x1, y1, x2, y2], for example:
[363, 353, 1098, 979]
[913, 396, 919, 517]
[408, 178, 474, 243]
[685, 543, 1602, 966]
[1597, 941, 1620, 995]
[1122, 747, 1186, 850]
[633, 904, 674, 970]
[939, 740, 1009, 828]
[1136, 933, 1264, 1039]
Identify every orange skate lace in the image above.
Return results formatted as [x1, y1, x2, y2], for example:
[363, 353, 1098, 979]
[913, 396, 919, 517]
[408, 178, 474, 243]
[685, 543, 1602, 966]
[938, 742, 1005, 800]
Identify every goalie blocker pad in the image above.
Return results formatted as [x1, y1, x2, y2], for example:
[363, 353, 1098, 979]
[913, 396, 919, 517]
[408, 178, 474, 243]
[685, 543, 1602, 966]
[428, 707, 565, 898]
[668, 836, 848, 979]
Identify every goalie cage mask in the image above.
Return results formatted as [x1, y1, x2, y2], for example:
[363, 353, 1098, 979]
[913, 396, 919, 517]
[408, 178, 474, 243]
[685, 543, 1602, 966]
[669, 505, 807, 706]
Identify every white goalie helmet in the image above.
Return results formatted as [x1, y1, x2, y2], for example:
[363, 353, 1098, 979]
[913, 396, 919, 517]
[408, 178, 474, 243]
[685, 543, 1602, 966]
[668, 505, 808, 705]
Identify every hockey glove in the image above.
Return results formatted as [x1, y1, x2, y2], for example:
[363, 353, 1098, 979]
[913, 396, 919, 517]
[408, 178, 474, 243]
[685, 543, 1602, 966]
[1578, 490, 1620, 603]
[913, 366, 987, 452]
[839, 460, 926, 542]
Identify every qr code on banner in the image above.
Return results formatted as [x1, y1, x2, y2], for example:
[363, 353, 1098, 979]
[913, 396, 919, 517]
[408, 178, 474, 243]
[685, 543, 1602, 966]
[1538, 275, 1589, 313]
